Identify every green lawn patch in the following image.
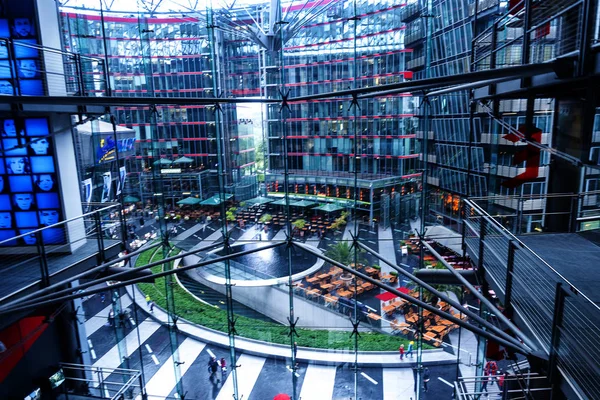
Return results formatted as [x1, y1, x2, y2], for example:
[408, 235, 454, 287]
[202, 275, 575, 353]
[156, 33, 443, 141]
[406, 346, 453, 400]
[136, 246, 431, 351]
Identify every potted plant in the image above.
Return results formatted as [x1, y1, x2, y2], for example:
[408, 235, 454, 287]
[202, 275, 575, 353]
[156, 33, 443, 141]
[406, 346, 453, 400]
[292, 219, 306, 230]
[259, 213, 272, 224]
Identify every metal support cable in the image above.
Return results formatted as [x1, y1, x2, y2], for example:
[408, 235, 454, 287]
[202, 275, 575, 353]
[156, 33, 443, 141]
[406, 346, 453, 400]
[0, 241, 285, 316]
[355, 241, 529, 350]
[421, 240, 539, 352]
[292, 241, 532, 355]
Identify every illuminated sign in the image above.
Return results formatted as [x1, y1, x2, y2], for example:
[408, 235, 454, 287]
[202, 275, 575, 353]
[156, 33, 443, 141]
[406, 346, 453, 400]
[97, 136, 136, 163]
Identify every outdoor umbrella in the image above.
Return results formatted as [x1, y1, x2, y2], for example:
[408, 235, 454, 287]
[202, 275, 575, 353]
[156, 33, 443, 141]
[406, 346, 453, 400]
[173, 156, 194, 164]
[290, 199, 318, 208]
[271, 198, 288, 206]
[247, 196, 274, 205]
[177, 197, 201, 206]
[152, 158, 173, 166]
[200, 193, 233, 206]
[315, 203, 344, 213]
[123, 195, 140, 203]
[273, 395, 290, 400]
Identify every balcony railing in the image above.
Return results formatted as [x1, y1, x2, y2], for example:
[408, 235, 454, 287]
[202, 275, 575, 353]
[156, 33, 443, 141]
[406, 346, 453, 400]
[0, 203, 123, 302]
[0, 37, 109, 97]
[472, 0, 586, 71]
[462, 197, 600, 398]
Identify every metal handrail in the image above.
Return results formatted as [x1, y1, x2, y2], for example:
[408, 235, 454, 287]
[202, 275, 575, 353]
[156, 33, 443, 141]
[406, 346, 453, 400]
[0, 203, 120, 246]
[472, 0, 525, 43]
[464, 198, 600, 311]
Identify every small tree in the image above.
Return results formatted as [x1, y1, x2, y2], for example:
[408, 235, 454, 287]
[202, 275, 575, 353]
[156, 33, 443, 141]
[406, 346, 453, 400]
[226, 210, 236, 222]
[259, 213, 272, 224]
[325, 241, 366, 266]
[292, 219, 306, 230]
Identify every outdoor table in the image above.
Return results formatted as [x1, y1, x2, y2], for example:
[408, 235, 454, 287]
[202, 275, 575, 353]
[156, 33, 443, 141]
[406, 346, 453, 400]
[383, 304, 396, 314]
[430, 325, 447, 333]
[320, 283, 333, 290]
[306, 276, 319, 283]
[331, 280, 344, 286]
[365, 267, 377, 275]
[318, 273, 329, 280]
[405, 314, 419, 324]
[367, 313, 382, 321]
[324, 295, 338, 305]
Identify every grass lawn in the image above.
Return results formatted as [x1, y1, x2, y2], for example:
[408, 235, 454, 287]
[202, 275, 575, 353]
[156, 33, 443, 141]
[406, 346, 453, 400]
[136, 245, 431, 351]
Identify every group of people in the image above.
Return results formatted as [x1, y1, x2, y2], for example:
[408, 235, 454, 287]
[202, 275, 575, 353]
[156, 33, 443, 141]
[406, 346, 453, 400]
[208, 356, 227, 383]
[481, 360, 507, 397]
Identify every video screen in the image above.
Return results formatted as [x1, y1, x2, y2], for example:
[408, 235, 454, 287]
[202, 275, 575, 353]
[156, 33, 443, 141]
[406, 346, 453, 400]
[0, 117, 64, 245]
[48, 368, 65, 389]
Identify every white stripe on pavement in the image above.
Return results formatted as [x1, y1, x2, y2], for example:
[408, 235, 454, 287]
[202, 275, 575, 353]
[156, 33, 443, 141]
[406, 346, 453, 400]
[361, 371, 379, 385]
[144, 338, 206, 398]
[383, 368, 414, 400]
[90, 349, 96, 360]
[84, 296, 132, 337]
[151, 354, 160, 365]
[92, 319, 161, 386]
[145, 344, 153, 354]
[299, 364, 337, 400]
[438, 377, 454, 387]
[216, 354, 266, 400]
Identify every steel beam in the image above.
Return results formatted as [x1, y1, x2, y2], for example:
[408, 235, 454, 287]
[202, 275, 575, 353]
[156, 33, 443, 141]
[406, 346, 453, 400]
[0, 241, 285, 316]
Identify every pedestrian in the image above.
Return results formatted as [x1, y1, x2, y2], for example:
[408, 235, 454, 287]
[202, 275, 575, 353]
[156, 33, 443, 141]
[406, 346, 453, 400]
[208, 356, 219, 382]
[100, 293, 106, 304]
[108, 309, 115, 327]
[480, 374, 489, 395]
[497, 370, 505, 396]
[406, 341, 414, 358]
[219, 357, 227, 380]
[139, 216, 145, 227]
[423, 367, 431, 392]
[145, 294, 151, 307]
[399, 344, 405, 360]
[149, 301, 155, 313]
[293, 341, 298, 360]
[485, 360, 498, 385]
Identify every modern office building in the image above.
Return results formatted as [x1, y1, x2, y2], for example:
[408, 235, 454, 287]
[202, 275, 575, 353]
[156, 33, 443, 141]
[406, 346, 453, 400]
[1, 0, 600, 399]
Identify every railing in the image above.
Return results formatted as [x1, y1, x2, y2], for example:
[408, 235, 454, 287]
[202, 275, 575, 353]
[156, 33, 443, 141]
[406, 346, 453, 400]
[59, 362, 142, 400]
[472, 0, 586, 71]
[455, 373, 552, 399]
[469, 191, 600, 234]
[462, 198, 600, 398]
[0, 37, 108, 97]
[0, 203, 123, 302]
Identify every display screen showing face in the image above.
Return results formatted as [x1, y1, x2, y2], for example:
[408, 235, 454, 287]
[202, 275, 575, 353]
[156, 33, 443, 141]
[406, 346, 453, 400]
[0, 117, 63, 246]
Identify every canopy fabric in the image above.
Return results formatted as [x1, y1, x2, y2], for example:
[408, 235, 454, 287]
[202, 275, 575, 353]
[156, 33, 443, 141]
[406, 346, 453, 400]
[290, 199, 318, 208]
[123, 195, 140, 203]
[375, 292, 398, 302]
[173, 156, 194, 164]
[271, 199, 288, 206]
[247, 197, 274, 205]
[315, 203, 345, 212]
[153, 158, 173, 165]
[200, 193, 233, 206]
[177, 197, 201, 205]
[273, 395, 291, 400]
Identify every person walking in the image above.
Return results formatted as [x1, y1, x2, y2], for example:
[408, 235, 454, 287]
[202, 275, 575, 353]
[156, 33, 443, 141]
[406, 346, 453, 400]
[399, 344, 405, 360]
[293, 342, 298, 360]
[485, 360, 498, 386]
[149, 301, 155, 313]
[100, 293, 106, 304]
[208, 357, 219, 382]
[406, 341, 414, 358]
[480, 374, 489, 396]
[145, 295, 151, 307]
[423, 367, 431, 392]
[219, 357, 227, 381]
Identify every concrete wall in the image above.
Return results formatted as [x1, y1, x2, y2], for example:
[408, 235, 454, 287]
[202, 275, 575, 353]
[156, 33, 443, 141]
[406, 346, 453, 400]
[182, 255, 354, 330]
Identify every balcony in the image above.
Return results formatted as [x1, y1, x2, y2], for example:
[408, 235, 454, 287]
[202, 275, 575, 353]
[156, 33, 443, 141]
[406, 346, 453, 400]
[468, 0, 500, 17]
[480, 132, 550, 145]
[400, 2, 422, 24]
[483, 163, 548, 179]
[406, 55, 425, 70]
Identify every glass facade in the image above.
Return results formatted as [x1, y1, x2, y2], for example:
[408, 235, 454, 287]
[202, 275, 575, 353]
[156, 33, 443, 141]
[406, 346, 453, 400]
[1, 0, 599, 399]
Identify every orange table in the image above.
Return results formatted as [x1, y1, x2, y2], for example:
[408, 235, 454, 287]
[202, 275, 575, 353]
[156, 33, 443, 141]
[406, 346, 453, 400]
[367, 313, 382, 321]
[317, 273, 329, 280]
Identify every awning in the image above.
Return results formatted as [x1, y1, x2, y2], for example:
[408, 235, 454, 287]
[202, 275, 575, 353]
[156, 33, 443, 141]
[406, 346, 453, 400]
[375, 292, 398, 302]
[315, 203, 345, 212]
[177, 197, 201, 205]
[153, 158, 173, 165]
[290, 199, 318, 208]
[173, 156, 194, 164]
[200, 193, 233, 206]
[123, 195, 140, 203]
[247, 197, 274, 205]
[271, 199, 288, 206]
